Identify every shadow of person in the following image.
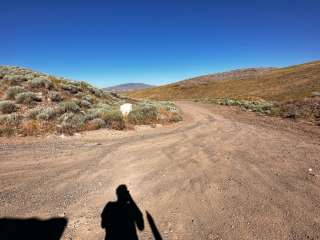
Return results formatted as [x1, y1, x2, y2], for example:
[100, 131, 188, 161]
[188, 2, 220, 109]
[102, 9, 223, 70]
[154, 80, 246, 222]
[0, 217, 67, 240]
[146, 211, 163, 240]
[101, 185, 144, 240]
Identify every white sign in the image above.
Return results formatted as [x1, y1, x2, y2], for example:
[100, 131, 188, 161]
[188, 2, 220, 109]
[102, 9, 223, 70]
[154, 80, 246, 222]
[120, 103, 132, 117]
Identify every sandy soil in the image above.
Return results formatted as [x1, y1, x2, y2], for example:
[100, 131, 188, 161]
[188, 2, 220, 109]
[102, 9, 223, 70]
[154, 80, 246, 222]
[1, 101, 320, 240]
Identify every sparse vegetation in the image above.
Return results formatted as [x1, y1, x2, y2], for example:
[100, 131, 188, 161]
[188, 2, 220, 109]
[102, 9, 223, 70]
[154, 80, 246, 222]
[0, 66, 181, 136]
[202, 98, 274, 115]
[128, 61, 320, 125]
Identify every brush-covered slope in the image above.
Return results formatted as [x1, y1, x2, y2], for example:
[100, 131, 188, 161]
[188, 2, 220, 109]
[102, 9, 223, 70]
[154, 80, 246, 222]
[0, 66, 181, 136]
[104, 83, 154, 92]
[128, 61, 320, 102]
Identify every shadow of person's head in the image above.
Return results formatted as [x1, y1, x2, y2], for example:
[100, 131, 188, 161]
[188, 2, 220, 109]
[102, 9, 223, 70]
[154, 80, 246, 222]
[101, 185, 144, 240]
[116, 184, 130, 203]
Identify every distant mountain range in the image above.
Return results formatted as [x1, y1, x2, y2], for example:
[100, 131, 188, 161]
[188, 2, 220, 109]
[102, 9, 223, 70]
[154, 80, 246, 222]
[103, 83, 154, 92]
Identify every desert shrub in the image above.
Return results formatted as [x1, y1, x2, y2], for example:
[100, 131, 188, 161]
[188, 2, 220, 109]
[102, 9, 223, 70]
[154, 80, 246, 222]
[28, 77, 53, 89]
[48, 91, 62, 102]
[15, 92, 41, 104]
[207, 98, 274, 114]
[169, 112, 183, 122]
[279, 98, 320, 123]
[61, 83, 81, 94]
[74, 92, 85, 98]
[88, 86, 103, 97]
[24, 73, 38, 80]
[80, 100, 92, 108]
[79, 81, 91, 89]
[58, 101, 80, 113]
[0, 100, 18, 113]
[5, 86, 26, 100]
[58, 112, 86, 134]
[100, 109, 124, 129]
[85, 104, 113, 120]
[94, 103, 112, 109]
[86, 118, 106, 130]
[27, 107, 42, 119]
[3, 75, 27, 85]
[20, 120, 40, 136]
[0, 113, 22, 136]
[0, 113, 22, 125]
[36, 107, 56, 121]
[83, 95, 94, 103]
[128, 104, 158, 125]
[158, 101, 177, 112]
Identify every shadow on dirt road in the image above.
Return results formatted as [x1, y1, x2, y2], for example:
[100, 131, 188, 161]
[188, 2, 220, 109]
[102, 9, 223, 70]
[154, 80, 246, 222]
[101, 184, 163, 240]
[0, 217, 67, 240]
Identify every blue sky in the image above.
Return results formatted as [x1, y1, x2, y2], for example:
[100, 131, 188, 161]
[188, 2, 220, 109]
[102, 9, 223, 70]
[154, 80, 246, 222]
[1, 0, 320, 87]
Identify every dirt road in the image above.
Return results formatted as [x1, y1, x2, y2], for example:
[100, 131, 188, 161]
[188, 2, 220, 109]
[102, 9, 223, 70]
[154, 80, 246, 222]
[1, 102, 320, 240]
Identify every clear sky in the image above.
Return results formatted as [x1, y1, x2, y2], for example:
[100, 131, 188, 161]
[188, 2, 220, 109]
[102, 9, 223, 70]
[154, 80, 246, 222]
[1, 0, 320, 87]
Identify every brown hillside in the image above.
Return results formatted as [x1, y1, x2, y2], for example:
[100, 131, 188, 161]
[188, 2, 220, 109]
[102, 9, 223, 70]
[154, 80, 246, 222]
[128, 61, 320, 102]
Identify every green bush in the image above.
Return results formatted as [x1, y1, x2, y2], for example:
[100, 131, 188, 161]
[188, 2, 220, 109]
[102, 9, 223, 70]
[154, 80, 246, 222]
[0, 100, 18, 113]
[5, 86, 26, 100]
[15, 92, 40, 104]
[58, 101, 80, 113]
